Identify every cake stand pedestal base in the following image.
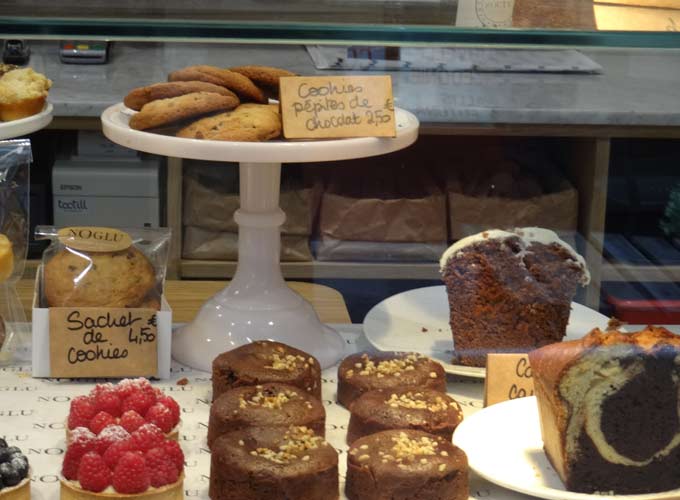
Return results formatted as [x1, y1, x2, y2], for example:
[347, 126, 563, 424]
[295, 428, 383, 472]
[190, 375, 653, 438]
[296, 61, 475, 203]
[172, 162, 345, 371]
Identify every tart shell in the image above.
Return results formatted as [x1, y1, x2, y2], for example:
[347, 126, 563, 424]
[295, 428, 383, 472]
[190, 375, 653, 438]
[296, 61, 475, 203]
[0, 476, 31, 500]
[60, 473, 184, 500]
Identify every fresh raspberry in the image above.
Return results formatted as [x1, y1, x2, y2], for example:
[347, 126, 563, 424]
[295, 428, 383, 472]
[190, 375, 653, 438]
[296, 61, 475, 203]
[161, 440, 184, 471]
[95, 425, 130, 455]
[62, 429, 97, 482]
[102, 438, 134, 470]
[112, 452, 150, 494]
[77, 452, 111, 493]
[94, 390, 122, 418]
[145, 403, 174, 433]
[120, 410, 146, 433]
[121, 391, 155, 417]
[89, 411, 116, 435]
[156, 395, 180, 426]
[116, 378, 153, 400]
[91, 383, 115, 399]
[130, 423, 165, 452]
[145, 447, 179, 487]
[68, 396, 97, 430]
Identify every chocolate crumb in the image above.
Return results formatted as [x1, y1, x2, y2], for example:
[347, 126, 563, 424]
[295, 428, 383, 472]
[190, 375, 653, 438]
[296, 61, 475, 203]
[421, 327, 428, 333]
[176, 377, 189, 386]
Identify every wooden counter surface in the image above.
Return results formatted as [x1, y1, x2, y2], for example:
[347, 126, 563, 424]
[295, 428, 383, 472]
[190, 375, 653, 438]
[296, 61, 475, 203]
[15, 280, 351, 324]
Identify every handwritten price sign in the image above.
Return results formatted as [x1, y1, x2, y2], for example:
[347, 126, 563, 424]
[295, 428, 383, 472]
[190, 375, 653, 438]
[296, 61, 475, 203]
[279, 75, 396, 139]
[484, 353, 535, 407]
[49, 308, 158, 378]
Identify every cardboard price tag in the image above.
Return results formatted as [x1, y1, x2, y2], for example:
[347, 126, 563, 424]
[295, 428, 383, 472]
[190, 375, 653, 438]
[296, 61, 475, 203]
[49, 308, 158, 378]
[280, 75, 396, 139]
[484, 353, 535, 407]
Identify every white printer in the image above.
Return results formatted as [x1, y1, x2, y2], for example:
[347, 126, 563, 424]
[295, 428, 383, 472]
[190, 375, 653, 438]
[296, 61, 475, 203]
[52, 157, 161, 227]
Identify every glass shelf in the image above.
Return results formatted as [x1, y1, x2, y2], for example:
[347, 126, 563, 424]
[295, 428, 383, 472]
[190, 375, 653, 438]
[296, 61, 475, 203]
[1, 0, 679, 48]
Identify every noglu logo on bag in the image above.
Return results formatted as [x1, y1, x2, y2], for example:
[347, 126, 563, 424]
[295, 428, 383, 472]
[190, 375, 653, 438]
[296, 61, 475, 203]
[57, 226, 133, 253]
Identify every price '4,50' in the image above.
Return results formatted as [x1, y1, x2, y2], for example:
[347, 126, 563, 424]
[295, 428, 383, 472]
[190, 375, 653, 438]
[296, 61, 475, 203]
[128, 327, 156, 345]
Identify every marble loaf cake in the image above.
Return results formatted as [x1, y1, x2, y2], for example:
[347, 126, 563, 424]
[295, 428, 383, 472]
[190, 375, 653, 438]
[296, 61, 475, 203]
[440, 228, 590, 367]
[529, 326, 680, 494]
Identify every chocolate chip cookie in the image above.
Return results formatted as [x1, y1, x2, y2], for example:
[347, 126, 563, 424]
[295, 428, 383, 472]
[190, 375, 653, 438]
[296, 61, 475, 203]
[168, 65, 267, 104]
[124, 81, 239, 111]
[176, 103, 281, 142]
[129, 91, 239, 130]
[229, 65, 296, 98]
[44, 247, 156, 308]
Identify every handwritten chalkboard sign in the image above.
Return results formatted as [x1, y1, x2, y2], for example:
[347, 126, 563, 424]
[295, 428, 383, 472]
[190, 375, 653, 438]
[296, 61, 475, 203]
[484, 353, 535, 407]
[49, 307, 158, 378]
[279, 75, 396, 139]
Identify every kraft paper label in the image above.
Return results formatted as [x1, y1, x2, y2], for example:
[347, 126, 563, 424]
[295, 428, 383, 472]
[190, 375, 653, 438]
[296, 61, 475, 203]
[280, 75, 396, 139]
[484, 353, 535, 407]
[57, 227, 132, 253]
[49, 308, 158, 378]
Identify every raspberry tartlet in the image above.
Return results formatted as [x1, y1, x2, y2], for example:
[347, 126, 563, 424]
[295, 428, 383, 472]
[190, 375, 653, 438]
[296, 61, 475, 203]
[60, 423, 184, 500]
[0, 439, 30, 500]
[67, 378, 180, 442]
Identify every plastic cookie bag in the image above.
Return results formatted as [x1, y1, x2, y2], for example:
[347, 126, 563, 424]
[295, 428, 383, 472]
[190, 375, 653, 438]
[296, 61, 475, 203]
[0, 139, 31, 365]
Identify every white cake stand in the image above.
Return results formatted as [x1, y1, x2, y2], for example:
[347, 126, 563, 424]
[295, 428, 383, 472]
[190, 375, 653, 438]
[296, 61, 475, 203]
[101, 103, 419, 370]
[0, 103, 53, 140]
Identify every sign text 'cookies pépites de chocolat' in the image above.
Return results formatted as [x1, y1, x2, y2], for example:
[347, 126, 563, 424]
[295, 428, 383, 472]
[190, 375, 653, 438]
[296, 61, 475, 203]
[279, 75, 396, 139]
[484, 353, 535, 407]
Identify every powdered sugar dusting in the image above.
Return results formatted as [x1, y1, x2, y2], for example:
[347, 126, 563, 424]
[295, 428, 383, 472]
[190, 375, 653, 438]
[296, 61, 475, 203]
[117, 378, 152, 392]
[97, 425, 130, 441]
[70, 427, 96, 443]
[93, 382, 115, 393]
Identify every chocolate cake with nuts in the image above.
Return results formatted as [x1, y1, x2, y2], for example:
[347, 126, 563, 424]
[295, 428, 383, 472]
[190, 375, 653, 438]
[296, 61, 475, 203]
[530, 326, 680, 494]
[207, 382, 325, 448]
[347, 388, 462, 444]
[337, 352, 446, 409]
[212, 341, 321, 400]
[440, 227, 590, 367]
[210, 425, 338, 500]
[345, 429, 468, 500]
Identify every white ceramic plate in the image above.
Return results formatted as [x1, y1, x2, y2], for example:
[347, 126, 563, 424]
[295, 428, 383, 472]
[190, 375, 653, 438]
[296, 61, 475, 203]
[452, 396, 680, 500]
[0, 102, 53, 140]
[363, 285, 611, 378]
[101, 103, 418, 163]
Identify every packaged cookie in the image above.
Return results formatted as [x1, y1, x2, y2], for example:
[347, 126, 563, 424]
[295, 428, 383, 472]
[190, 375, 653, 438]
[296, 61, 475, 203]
[0, 139, 32, 366]
[32, 226, 173, 379]
[35, 226, 170, 309]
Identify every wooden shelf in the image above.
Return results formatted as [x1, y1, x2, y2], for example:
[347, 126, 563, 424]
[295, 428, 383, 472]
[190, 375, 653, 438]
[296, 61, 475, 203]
[180, 259, 440, 280]
[602, 262, 680, 283]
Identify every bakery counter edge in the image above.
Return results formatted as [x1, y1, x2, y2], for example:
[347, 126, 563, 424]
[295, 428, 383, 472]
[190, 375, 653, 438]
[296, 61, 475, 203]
[24, 42, 680, 127]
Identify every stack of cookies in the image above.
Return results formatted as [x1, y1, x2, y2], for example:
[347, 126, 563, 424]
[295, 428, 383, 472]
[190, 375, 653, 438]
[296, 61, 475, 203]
[124, 65, 295, 142]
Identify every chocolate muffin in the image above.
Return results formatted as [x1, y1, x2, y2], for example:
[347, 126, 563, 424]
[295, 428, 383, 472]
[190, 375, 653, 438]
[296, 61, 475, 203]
[208, 383, 325, 448]
[346, 429, 468, 500]
[347, 388, 462, 444]
[210, 426, 338, 500]
[212, 341, 321, 401]
[337, 352, 446, 409]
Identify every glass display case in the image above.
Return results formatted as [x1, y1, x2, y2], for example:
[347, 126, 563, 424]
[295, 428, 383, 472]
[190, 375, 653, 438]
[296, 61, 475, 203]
[1, 3, 680, 499]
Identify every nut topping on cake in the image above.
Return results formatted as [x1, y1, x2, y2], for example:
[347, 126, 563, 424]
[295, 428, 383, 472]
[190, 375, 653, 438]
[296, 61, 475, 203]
[355, 352, 425, 377]
[238, 387, 298, 409]
[247, 426, 326, 464]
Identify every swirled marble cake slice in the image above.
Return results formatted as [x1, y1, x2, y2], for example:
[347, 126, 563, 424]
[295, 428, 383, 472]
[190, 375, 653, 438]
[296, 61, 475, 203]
[529, 326, 680, 494]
